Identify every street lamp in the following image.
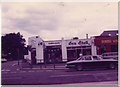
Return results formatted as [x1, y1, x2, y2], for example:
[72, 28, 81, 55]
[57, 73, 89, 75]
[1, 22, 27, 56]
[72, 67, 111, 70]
[17, 48, 20, 65]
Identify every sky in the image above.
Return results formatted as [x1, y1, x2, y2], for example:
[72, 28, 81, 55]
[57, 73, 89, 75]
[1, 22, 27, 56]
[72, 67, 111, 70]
[1, 2, 118, 44]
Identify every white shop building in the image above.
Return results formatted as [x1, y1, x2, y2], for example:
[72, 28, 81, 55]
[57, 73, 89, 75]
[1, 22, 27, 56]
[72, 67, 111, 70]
[27, 36, 97, 64]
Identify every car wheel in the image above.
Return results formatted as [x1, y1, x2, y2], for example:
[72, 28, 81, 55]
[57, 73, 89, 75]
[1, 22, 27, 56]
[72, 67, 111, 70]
[76, 64, 83, 71]
[109, 63, 115, 69]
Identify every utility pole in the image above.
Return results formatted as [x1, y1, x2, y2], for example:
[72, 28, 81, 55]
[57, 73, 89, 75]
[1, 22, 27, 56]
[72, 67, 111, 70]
[17, 48, 20, 65]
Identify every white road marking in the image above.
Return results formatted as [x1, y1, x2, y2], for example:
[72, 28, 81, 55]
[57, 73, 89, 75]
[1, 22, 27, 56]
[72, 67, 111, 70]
[28, 71, 34, 72]
[56, 66, 65, 68]
[2, 77, 21, 80]
[51, 74, 89, 77]
[61, 81, 118, 85]
[2, 69, 5, 71]
[16, 69, 20, 70]
[50, 72, 117, 78]
[22, 68, 30, 69]
[36, 71, 43, 72]
[2, 69, 10, 72]
[12, 63, 18, 66]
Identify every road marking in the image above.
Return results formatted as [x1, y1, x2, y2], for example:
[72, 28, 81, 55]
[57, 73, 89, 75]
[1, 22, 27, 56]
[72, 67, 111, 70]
[95, 72, 117, 75]
[55, 66, 65, 68]
[28, 71, 34, 72]
[60, 81, 118, 85]
[22, 68, 33, 69]
[2, 69, 5, 71]
[2, 77, 21, 80]
[50, 72, 117, 78]
[12, 63, 18, 66]
[50, 74, 89, 77]
[22, 67, 66, 70]
[2, 69, 10, 72]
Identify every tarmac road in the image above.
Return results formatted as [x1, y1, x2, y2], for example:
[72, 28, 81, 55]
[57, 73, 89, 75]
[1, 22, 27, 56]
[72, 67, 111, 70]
[1, 61, 118, 85]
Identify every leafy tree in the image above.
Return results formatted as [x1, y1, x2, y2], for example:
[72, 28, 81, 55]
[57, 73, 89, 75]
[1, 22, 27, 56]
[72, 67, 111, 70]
[2, 32, 26, 60]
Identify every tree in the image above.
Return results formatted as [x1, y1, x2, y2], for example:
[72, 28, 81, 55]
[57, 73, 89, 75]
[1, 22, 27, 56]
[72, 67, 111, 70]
[2, 32, 26, 60]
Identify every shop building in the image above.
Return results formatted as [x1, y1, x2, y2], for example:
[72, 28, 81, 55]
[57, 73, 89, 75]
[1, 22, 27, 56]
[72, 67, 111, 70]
[94, 30, 118, 55]
[26, 30, 118, 64]
[27, 36, 97, 64]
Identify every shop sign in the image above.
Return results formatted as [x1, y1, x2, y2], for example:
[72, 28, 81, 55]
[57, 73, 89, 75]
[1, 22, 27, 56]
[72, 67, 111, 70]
[45, 41, 61, 46]
[101, 39, 118, 44]
[101, 40, 111, 44]
[95, 39, 118, 45]
[67, 39, 91, 47]
[48, 42, 60, 44]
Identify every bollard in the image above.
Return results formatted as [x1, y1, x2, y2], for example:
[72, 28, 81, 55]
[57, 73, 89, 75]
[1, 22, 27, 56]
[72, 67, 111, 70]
[40, 60, 42, 69]
[29, 61, 32, 69]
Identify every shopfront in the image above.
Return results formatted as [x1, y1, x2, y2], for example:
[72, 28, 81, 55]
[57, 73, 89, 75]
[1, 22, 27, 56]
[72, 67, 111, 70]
[44, 41, 62, 63]
[28, 36, 95, 63]
[94, 36, 118, 55]
[66, 39, 92, 61]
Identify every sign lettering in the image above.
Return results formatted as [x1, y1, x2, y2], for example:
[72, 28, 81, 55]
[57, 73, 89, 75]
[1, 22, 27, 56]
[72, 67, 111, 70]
[48, 42, 60, 44]
[68, 40, 91, 46]
[101, 40, 112, 44]
[101, 39, 118, 44]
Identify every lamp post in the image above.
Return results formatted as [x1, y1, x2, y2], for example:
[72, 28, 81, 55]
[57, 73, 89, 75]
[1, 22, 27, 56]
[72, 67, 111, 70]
[43, 42, 47, 68]
[17, 48, 20, 65]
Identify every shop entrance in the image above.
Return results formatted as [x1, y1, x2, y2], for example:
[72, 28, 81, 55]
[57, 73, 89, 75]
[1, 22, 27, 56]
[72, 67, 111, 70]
[67, 46, 91, 61]
[31, 49, 36, 64]
[44, 46, 62, 63]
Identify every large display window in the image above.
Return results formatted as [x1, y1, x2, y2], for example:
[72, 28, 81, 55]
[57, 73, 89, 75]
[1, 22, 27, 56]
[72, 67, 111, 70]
[44, 46, 62, 63]
[67, 46, 91, 61]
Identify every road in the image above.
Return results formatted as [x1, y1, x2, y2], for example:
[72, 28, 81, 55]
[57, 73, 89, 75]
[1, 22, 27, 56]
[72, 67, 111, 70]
[1, 61, 118, 85]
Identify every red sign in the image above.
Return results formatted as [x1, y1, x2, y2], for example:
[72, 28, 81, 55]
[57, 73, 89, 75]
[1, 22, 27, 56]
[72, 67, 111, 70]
[94, 36, 118, 45]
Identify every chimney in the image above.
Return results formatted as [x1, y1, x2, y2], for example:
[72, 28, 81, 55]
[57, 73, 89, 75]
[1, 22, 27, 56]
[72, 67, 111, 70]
[86, 34, 88, 39]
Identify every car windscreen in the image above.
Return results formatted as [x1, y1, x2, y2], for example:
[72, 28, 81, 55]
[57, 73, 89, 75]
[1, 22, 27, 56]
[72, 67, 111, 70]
[77, 57, 84, 60]
[93, 56, 100, 60]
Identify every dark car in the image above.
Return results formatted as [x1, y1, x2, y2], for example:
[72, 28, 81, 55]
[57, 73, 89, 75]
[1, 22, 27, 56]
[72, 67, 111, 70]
[65, 55, 118, 71]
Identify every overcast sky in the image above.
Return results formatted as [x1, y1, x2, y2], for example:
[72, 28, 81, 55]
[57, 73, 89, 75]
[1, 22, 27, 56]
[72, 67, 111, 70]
[2, 2, 118, 44]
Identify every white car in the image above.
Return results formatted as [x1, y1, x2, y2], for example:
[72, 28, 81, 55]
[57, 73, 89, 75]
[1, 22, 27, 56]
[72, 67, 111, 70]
[65, 55, 118, 71]
[1, 58, 7, 63]
[101, 52, 118, 60]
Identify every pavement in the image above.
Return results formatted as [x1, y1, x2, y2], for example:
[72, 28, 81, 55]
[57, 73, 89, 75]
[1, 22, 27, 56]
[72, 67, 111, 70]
[63, 81, 118, 85]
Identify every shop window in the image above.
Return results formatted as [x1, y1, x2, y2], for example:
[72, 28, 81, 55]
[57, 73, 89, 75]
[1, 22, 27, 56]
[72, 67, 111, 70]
[67, 46, 91, 61]
[97, 45, 106, 55]
[67, 50, 77, 61]
[111, 45, 118, 52]
[45, 46, 62, 63]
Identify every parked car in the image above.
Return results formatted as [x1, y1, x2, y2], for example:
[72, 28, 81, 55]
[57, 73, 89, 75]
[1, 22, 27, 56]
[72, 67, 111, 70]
[101, 52, 118, 60]
[1, 58, 7, 63]
[65, 55, 118, 71]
